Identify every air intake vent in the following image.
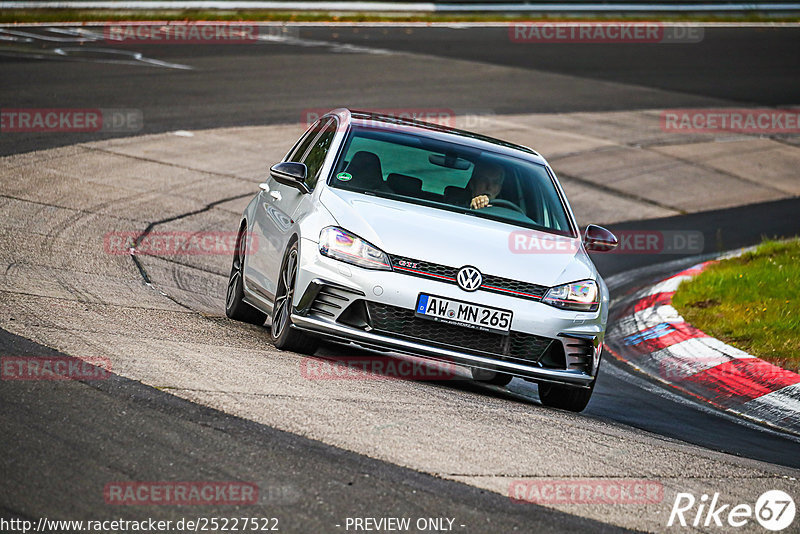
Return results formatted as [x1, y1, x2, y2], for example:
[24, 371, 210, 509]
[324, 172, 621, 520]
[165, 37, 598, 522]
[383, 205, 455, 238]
[295, 279, 364, 320]
[559, 334, 596, 373]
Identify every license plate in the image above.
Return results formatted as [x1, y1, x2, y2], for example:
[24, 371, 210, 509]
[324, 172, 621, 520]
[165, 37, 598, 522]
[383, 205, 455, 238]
[415, 293, 512, 335]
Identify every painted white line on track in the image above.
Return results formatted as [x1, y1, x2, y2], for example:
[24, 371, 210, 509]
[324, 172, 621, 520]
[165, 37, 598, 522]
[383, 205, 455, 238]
[0, 24, 396, 65]
[55, 46, 195, 68]
[255, 31, 394, 53]
[0, 27, 100, 41]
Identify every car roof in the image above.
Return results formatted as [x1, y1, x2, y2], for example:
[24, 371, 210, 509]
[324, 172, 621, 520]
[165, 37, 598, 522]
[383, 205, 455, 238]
[325, 108, 547, 165]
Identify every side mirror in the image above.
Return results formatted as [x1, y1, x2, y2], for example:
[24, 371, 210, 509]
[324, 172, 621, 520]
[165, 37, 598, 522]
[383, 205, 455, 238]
[583, 224, 618, 252]
[270, 162, 310, 194]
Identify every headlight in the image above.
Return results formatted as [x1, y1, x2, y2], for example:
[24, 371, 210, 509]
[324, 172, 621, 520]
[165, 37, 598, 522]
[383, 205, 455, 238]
[542, 279, 599, 312]
[319, 227, 391, 271]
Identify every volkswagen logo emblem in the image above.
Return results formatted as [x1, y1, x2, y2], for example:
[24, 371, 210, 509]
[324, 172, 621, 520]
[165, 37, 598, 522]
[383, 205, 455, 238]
[456, 266, 482, 292]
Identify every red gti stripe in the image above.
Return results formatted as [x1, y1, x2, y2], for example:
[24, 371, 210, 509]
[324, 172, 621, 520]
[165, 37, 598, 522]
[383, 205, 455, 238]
[393, 266, 456, 281]
[394, 267, 542, 300]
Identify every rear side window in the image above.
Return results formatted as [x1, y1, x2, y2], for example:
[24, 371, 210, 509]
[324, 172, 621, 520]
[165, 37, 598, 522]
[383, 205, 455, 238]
[302, 118, 338, 190]
[286, 120, 325, 163]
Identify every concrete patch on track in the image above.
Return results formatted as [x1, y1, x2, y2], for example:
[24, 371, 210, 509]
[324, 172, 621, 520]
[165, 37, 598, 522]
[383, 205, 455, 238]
[1, 112, 800, 532]
[462, 110, 798, 224]
[652, 138, 800, 197]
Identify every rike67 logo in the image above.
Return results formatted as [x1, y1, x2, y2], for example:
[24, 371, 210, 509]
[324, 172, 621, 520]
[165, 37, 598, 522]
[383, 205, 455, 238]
[668, 490, 795, 531]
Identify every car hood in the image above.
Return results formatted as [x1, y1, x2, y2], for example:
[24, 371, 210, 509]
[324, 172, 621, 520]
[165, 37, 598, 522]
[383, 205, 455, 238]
[319, 188, 596, 287]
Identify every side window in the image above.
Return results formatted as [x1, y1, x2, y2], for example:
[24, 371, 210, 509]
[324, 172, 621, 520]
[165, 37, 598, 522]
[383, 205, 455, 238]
[300, 118, 337, 190]
[286, 120, 325, 163]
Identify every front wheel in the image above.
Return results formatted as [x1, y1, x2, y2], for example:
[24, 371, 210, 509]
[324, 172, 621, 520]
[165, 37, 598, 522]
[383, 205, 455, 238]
[538, 382, 594, 412]
[270, 241, 319, 355]
[225, 226, 268, 325]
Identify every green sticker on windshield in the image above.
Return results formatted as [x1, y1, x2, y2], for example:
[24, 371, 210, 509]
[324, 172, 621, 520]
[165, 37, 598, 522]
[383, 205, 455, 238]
[336, 172, 353, 182]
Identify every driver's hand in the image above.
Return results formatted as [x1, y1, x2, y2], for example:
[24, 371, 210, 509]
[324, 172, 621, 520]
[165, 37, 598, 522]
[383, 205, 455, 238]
[470, 195, 490, 209]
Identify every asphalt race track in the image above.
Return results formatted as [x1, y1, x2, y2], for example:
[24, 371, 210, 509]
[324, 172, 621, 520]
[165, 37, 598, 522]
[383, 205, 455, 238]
[1, 23, 800, 533]
[0, 328, 620, 533]
[2, 24, 799, 156]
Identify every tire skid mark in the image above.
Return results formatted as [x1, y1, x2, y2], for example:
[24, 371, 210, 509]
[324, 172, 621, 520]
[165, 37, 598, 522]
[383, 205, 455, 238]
[129, 191, 253, 310]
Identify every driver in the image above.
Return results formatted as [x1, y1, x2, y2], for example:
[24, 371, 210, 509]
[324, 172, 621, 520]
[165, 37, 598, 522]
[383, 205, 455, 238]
[468, 161, 505, 210]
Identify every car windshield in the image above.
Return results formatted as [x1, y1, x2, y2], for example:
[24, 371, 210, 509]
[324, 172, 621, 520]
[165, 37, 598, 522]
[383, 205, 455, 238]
[329, 125, 574, 237]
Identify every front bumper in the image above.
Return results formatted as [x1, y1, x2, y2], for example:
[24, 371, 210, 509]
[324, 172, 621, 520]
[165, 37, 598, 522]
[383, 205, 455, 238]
[291, 312, 596, 387]
[293, 238, 605, 387]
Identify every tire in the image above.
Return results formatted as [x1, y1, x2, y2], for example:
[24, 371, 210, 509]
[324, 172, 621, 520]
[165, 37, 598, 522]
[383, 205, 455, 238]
[471, 368, 514, 387]
[270, 241, 320, 355]
[538, 382, 594, 412]
[225, 226, 268, 325]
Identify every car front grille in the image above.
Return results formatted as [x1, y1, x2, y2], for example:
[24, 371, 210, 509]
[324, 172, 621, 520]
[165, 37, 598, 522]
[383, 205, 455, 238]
[365, 301, 555, 366]
[388, 254, 548, 302]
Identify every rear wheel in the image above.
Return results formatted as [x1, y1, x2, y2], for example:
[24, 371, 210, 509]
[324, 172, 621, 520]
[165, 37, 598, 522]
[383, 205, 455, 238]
[538, 382, 594, 412]
[225, 226, 267, 325]
[471, 368, 514, 387]
[270, 241, 319, 355]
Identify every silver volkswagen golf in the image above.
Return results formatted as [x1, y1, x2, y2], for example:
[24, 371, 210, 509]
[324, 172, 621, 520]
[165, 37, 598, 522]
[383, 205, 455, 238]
[226, 109, 618, 411]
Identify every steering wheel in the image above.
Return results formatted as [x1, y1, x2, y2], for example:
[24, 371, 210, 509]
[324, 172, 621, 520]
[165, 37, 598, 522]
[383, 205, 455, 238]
[486, 199, 525, 214]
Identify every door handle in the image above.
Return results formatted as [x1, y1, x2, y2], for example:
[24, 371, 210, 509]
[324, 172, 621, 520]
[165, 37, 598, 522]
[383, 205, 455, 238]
[270, 191, 282, 201]
[258, 182, 269, 191]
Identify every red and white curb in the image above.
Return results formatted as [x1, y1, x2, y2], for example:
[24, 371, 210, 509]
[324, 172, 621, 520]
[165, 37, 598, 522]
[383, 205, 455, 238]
[606, 261, 800, 435]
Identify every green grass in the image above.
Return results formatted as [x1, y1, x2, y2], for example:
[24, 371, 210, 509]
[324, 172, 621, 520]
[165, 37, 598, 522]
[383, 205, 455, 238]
[672, 238, 800, 374]
[1, 10, 799, 24]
